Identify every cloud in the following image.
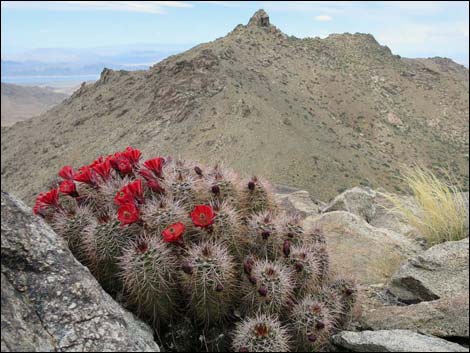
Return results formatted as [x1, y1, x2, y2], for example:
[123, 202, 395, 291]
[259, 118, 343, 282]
[1, 1, 193, 14]
[314, 15, 332, 21]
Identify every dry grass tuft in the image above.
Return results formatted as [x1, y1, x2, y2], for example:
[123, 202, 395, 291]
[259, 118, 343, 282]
[382, 166, 468, 245]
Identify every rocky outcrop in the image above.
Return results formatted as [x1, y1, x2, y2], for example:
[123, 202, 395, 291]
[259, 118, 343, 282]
[1, 191, 160, 352]
[304, 211, 421, 285]
[360, 293, 469, 339]
[323, 187, 378, 222]
[322, 187, 421, 238]
[332, 330, 468, 352]
[388, 238, 469, 303]
[247, 9, 270, 27]
[274, 185, 321, 217]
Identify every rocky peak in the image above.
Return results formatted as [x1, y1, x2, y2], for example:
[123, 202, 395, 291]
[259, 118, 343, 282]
[247, 9, 270, 28]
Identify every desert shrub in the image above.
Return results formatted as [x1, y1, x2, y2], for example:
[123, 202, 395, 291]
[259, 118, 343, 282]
[33, 146, 357, 352]
[382, 166, 468, 245]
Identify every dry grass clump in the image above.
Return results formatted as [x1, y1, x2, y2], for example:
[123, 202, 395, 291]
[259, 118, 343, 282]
[383, 166, 468, 245]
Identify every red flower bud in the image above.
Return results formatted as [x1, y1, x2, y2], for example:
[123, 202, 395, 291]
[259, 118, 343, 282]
[211, 185, 220, 195]
[295, 262, 304, 272]
[249, 276, 257, 285]
[248, 181, 256, 191]
[308, 335, 317, 343]
[136, 242, 149, 254]
[261, 231, 270, 240]
[215, 284, 224, 292]
[194, 166, 203, 176]
[283, 240, 291, 257]
[244, 259, 254, 274]
[258, 287, 268, 297]
[181, 262, 193, 274]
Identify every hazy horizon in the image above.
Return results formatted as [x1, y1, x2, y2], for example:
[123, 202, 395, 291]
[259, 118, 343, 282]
[1, 1, 469, 86]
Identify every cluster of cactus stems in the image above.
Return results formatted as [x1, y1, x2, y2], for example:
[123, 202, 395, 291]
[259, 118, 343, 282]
[33, 147, 357, 352]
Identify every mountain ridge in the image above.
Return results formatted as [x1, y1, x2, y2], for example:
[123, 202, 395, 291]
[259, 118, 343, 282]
[1, 9, 468, 204]
[1, 82, 68, 127]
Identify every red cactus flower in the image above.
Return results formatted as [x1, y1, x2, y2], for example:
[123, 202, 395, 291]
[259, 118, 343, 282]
[117, 203, 140, 226]
[139, 169, 165, 193]
[161, 222, 185, 243]
[190, 205, 215, 228]
[59, 180, 78, 197]
[89, 156, 104, 169]
[92, 160, 112, 181]
[114, 188, 135, 206]
[74, 166, 97, 185]
[33, 188, 60, 215]
[122, 147, 141, 166]
[126, 179, 145, 203]
[58, 165, 75, 180]
[143, 157, 165, 177]
[37, 188, 60, 207]
[116, 157, 133, 174]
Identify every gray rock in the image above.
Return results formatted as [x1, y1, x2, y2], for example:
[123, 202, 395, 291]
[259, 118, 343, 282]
[323, 186, 378, 222]
[388, 238, 469, 303]
[1, 191, 159, 352]
[304, 211, 421, 285]
[332, 330, 468, 352]
[322, 187, 469, 240]
[360, 293, 469, 339]
[274, 186, 321, 217]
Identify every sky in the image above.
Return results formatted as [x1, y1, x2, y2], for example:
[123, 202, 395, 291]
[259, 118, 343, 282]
[1, 1, 469, 66]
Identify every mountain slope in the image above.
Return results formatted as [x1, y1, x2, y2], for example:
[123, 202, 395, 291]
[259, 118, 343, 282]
[1, 10, 468, 204]
[1, 83, 68, 126]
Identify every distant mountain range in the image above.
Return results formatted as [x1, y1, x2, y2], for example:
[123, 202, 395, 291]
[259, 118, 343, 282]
[1, 44, 192, 80]
[1, 10, 468, 204]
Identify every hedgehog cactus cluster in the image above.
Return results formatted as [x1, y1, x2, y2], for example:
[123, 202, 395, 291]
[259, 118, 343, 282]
[33, 146, 357, 352]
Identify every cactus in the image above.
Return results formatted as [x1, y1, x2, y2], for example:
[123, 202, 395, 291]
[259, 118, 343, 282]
[329, 277, 358, 327]
[241, 259, 294, 316]
[119, 234, 178, 324]
[162, 158, 208, 209]
[82, 215, 140, 293]
[246, 211, 281, 260]
[140, 196, 187, 235]
[180, 240, 237, 323]
[35, 146, 358, 352]
[241, 176, 275, 215]
[206, 164, 241, 209]
[231, 314, 291, 352]
[283, 244, 322, 297]
[290, 297, 336, 352]
[51, 206, 94, 264]
[277, 213, 305, 246]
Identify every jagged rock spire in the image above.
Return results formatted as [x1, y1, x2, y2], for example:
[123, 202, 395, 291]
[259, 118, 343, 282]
[248, 9, 270, 27]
